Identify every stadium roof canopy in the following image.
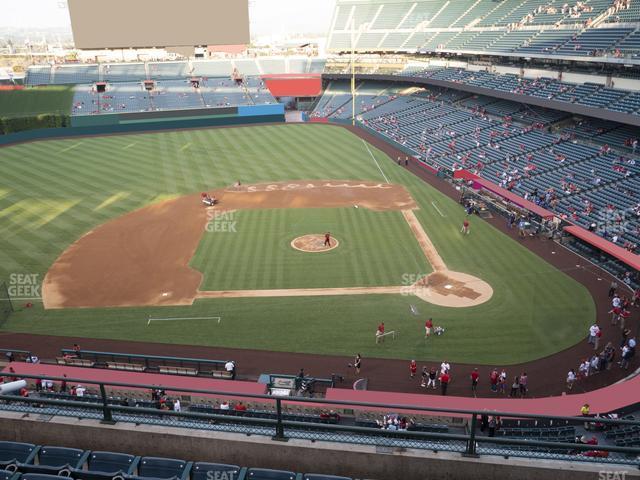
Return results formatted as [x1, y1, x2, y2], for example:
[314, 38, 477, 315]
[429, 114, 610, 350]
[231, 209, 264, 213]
[473, 177, 555, 219]
[563, 225, 640, 271]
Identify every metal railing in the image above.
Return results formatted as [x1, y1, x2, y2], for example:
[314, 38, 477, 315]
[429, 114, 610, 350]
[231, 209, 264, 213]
[58, 349, 229, 373]
[1, 372, 639, 466]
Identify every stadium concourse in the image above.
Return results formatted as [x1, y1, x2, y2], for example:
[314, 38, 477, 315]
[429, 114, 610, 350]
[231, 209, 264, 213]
[2, 347, 640, 417]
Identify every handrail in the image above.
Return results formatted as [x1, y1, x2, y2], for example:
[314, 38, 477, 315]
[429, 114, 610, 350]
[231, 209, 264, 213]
[8, 372, 640, 428]
[1, 392, 639, 460]
[60, 349, 228, 368]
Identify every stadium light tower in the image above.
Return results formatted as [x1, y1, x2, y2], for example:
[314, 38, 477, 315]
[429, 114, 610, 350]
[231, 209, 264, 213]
[350, 18, 364, 126]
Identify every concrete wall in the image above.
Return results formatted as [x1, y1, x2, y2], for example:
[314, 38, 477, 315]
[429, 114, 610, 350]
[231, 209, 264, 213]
[0, 412, 637, 480]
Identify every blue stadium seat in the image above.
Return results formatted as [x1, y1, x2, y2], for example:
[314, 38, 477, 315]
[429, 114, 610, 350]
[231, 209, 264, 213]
[19, 447, 89, 475]
[0, 471, 19, 480]
[191, 462, 244, 480]
[128, 457, 191, 480]
[22, 474, 64, 480]
[246, 469, 299, 480]
[303, 475, 352, 480]
[71, 451, 139, 480]
[0, 443, 39, 469]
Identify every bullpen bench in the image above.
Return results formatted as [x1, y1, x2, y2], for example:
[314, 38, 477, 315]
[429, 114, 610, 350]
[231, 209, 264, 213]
[59, 349, 231, 378]
[159, 366, 197, 376]
[56, 357, 95, 368]
[106, 362, 146, 372]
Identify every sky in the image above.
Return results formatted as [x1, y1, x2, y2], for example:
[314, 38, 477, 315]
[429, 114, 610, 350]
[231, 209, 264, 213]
[0, 0, 337, 37]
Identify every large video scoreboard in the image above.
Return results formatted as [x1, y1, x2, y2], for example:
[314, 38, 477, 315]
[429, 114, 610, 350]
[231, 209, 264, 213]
[67, 0, 249, 49]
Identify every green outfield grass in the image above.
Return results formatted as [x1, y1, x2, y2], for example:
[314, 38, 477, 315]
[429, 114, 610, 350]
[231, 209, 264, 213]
[0, 86, 74, 117]
[0, 124, 596, 364]
[192, 208, 430, 290]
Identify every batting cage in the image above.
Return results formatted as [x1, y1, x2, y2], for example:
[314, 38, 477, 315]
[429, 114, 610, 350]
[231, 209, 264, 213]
[0, 282, 13, 327]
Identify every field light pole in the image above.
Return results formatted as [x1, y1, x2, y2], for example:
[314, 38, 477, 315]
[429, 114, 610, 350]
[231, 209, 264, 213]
[350, 18, 358, 126]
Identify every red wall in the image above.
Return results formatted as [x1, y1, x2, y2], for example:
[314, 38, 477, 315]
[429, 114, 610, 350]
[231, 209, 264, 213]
[262, 74, 322, 97]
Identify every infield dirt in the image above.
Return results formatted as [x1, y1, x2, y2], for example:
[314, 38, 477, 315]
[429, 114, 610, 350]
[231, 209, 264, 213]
[43, 181, 417, 308]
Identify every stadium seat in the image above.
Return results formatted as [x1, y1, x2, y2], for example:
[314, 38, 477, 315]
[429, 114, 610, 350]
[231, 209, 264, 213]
[191, 463, 245, 480]
[246, 469, 299, 480]
[0, 471, 18, 480]
[20, 473, 66, 480]
[71, 451, 140, 480]
[303, 475, 352, 480]
[0, 443, 39, 469]
[128, 457, 191, 480]
[22, 474, 65, 480]
[19, 447, 89, 475]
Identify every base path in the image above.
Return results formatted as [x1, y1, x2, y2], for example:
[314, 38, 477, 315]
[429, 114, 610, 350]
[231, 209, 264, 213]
[42, 181, 416, 309]
[401, 210, 493, 307]
[42, 179, 491, 309]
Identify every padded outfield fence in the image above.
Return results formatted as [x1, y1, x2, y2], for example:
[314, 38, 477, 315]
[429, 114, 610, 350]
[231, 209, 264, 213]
[1, 372, 639, 467]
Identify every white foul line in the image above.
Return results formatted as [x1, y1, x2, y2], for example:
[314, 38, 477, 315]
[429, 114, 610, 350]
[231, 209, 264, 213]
[59, 142, 82, 154]
[362, 139, 390, 184]
[147, 316, 221, 326]
[431, 201, 445, 217]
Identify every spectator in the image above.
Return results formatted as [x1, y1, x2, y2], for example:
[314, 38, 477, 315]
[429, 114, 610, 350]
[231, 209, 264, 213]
[225, 360, 236, 380]
[470, 368, 479, 396]
[234, 401, 247, 412]
[509, 376, 520, 397]
[439, 370, 450, 396]
[519, 372, 528, 396]
[498, 369, 507, 395]
[489, 368, 499, 393]
[427, 367, 437, 389]
[173, 399, 181, 412]
[567, 369, 577, 390]
[588, 323, 600, 349]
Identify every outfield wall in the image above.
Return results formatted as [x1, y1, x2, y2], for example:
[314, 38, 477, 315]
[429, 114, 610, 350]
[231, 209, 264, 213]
[0, 103, 285, 146]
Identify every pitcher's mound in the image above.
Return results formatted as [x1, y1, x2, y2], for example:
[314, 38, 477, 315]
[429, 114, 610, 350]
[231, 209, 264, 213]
[291, 234, 339, 253]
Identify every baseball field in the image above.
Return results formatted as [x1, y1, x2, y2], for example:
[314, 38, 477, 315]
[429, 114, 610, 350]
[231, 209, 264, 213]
[0, 123, 595, 365]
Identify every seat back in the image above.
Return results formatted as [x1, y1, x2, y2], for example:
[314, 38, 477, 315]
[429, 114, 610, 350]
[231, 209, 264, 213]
[23, 474, 66, 480]
[191, 463, 241, 480]
[247, 469, 297, 480]
[0, 442, 37, 464]
[89, 452, 137, 474]
[303, 475, 352, 480]
[39, 447, 85, 468]
[138, 458, 187, 479]
[0, 470, 15, 480]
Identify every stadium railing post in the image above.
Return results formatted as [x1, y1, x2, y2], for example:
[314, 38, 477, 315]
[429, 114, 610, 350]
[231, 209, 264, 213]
[272, 398, 288, 442]
[464, 413, 479, 457]
[99, 383, 115, 425]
